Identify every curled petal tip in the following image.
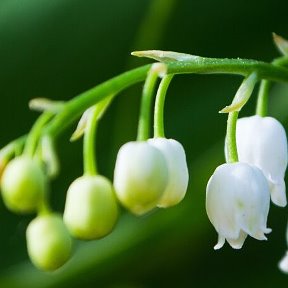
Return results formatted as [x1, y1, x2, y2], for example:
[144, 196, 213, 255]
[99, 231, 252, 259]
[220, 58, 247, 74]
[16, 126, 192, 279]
[213, 235, 225, 250]
[253, 232, 267, 241]
[213, 243, 223, 250]
[264, 227, 272, 234]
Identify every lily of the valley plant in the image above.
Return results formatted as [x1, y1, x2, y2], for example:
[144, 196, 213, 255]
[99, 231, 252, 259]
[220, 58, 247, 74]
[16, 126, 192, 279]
[0, 34, 288, 273]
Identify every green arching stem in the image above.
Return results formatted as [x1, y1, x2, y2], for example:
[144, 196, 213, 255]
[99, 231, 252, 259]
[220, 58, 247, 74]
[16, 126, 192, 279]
[166, 57, 288, 79]
[83, 97, 113, 175]
[255, 80, 271, 117]
[24, 112, 54, 157]
[0, 135, 26, 161]
[137, 65, 162, 141]
[255, 56, 288, 117]
[154, 74, 174, 138]
[226, 111, 239, 163]
[43, 57, 288, 139]
[45, 65, 151, 139]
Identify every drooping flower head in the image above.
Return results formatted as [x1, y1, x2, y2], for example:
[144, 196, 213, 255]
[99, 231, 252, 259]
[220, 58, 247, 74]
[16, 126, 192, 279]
[113, 141, 168, 215]
[206, 162, 271, 249]
[148, 138, 189, 208]
[236, 115, 288, 207]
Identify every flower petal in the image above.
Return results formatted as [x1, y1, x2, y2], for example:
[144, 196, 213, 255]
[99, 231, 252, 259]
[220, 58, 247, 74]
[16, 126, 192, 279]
[269, 178, 287, 207]
[214, 235, 226, 250]
[148, 138, 189, 208]
[279, 252, 288, 274]
[236, 115, 288, 207]
[113, 141, 169, 215]
[206, 162, 271, 249]
[226, 231, 247, 249]
[206, 165, 240, 240]
[235, 164, 271, 237]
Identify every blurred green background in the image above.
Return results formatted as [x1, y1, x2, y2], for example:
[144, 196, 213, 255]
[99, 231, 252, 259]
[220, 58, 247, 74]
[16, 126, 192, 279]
[0, 0, 288, 287]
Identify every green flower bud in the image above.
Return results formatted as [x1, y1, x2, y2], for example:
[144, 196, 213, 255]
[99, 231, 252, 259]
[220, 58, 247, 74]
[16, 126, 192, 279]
[1, 156, 46, 213]
[26, 213, 72, 271]
[63, 175, 118, 240]
[113, 141, 168, 215]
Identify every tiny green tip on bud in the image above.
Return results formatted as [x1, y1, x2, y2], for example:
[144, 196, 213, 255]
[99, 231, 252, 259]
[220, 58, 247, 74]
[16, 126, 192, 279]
[26, 213, 72, 271]
[273, 33, 288, 56]
[219, 72, 258, 113]
[1, 156, 47, 214]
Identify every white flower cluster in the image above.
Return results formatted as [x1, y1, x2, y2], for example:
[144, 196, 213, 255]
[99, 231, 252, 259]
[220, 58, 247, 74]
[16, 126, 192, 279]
[206, 115, 288, 249]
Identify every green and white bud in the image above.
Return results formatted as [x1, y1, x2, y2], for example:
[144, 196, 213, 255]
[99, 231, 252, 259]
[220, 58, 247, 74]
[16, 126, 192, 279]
[113, 141, 168, 215]
[1, 156, 46, 213]
[64, 175, 118, 240]
[26, 213, 72, 271]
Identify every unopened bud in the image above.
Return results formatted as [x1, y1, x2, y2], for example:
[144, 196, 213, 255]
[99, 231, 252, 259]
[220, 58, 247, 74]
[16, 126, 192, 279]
[64, 175, 118, 240]
[1, 156, 46, 213]
[26, 213, 72, 271]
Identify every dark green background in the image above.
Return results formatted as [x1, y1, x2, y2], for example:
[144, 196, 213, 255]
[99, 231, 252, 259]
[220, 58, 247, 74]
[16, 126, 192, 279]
[0, 0, 288, 287]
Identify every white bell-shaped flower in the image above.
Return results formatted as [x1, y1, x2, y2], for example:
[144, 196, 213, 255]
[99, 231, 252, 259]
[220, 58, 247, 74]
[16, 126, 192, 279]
[206, 162, 271, 250]
[148, 138, 189, 208]
[236, 115, 288, 207]
[113, 141, 168, 215]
